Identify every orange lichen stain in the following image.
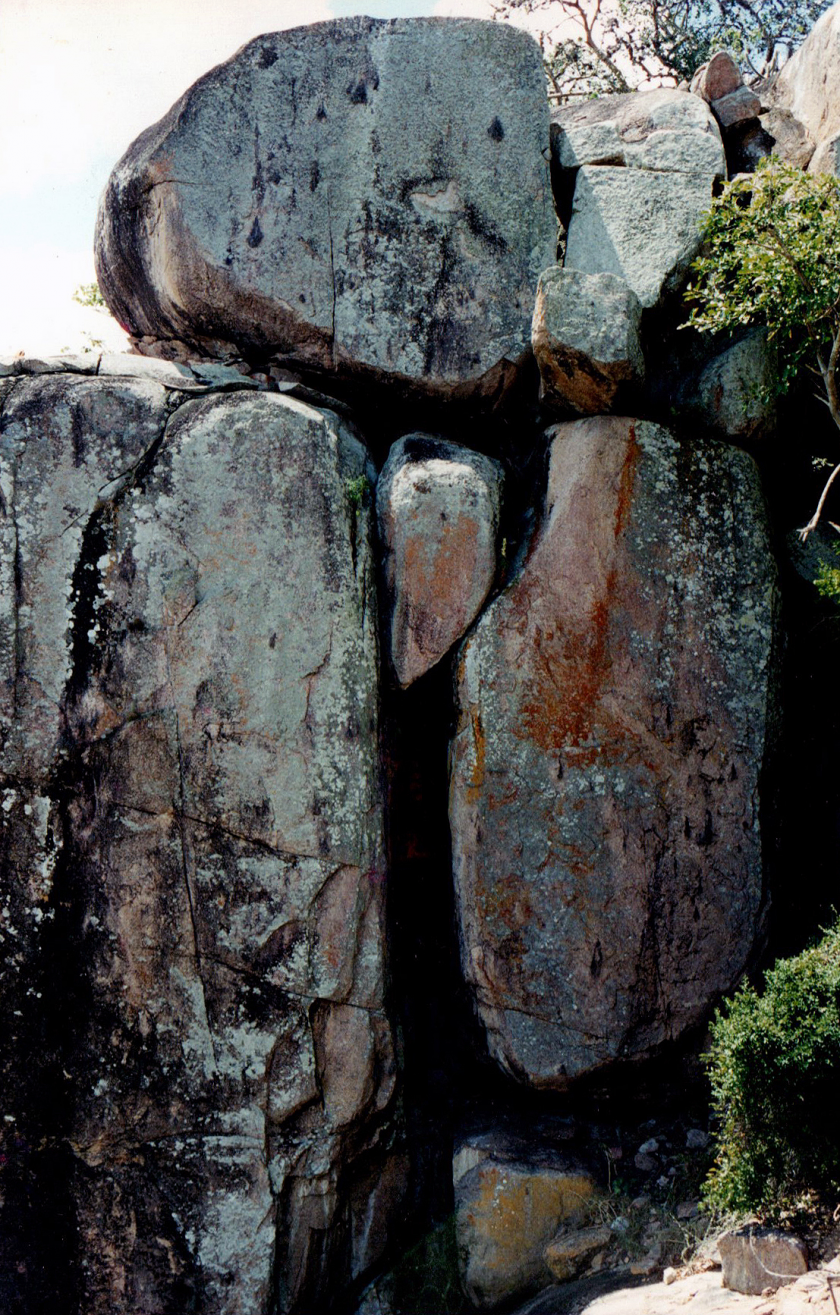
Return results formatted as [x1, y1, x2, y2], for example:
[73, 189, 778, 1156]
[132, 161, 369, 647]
[467, 1163, 597, 1278]
[467, 705, 486, 802]
[513, 429, 641, 761]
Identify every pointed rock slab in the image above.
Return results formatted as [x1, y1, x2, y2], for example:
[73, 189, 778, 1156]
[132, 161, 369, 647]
[377, 434, 503, 686]
[449, 416, 779, 1088]
[95, 17, 556, 402]
[564, 166, 717, 309]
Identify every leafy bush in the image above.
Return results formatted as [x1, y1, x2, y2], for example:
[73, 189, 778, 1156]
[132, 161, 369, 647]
[704, 922, 840, 1216]
[686, 158, 840, 540]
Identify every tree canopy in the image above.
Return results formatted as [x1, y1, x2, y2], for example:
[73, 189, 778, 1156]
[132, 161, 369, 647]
[492, 0, 830, 101]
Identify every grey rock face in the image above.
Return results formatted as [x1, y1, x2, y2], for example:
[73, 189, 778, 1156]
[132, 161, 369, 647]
[694, 331, 777, 441]
[551, 88, 725, 175]
[554, 89, 723, 310]
[377, 434, 502, 687]
[95, 17, 556, 402]
[719, 1228, 808, 1295]
[449, 416, 779, 1089]
[564, 166, 718, 309]
[532, 266, 644, 415]
[760, 108, 816, 168]
[0, 377, 397, 1314]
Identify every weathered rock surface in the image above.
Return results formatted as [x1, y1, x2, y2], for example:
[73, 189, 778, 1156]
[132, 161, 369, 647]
[551, 89, 725, 175]
[760, 108, 816, 169]
[719, 1229, 808, 1296]
[693, 331, 777, 441]
[564, 166, 718, 309]
[532, 267, 644, 415]
[544, 1224, 613, 1282]
[95, 17, 556, 401]
[450, 416, 779, 1088]
[770, 3, 840, 173]
[0, 376, 398, 1314]
[554, 90, 723, 309]
[454, 1131, 597, 1308]
[712, 86, 762, 130]
[377, 434, 502, 687]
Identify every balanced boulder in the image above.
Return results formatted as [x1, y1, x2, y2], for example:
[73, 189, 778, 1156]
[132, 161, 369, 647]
[377, 434, 503, 686]
[94, 17, 557, 402]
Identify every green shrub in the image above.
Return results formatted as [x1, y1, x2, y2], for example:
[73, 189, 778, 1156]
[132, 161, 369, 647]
[704, 922, 840, 1216]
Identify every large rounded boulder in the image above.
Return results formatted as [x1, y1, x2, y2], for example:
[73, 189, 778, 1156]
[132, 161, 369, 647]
[95, 17, 557, 402]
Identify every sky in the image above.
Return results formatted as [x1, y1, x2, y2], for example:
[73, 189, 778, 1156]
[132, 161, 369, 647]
[0, 0, 537, 357]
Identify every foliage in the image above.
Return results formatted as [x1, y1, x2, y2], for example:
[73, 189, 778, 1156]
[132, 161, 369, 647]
[72, 281, 107, 310]
[492, 0, 829, 100]
[686, 157, 840, 538]
[704, 921, 840, 1216]
[388, 1216, 467, 1315]
[345, 474, 370, 510]
[815, 547, 840, 604]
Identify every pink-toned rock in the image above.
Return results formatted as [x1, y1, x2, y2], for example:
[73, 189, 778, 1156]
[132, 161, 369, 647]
[449, 417, 779, 1088]
[691, 52, 743, 103]
[377, 434, 502, 687]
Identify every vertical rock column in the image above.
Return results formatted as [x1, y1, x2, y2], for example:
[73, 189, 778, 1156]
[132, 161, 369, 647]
[0, 378, 397, 1314]
[450, 417, 780, 1088]
[0, 373, 173, 1312]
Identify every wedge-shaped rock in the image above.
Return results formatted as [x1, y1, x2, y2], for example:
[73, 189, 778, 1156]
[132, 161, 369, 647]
[554, 89, 723, 310]
[450, 417, 779, 1088]
[551, 88, 725, 176]
[532, 266, 644, 414]
[0, 382, 397, 1314]
[454, 1131, 597, 1309]
[564, 166, 716, 309]
[377, 434, 502, 686]
[95, 17, 556, 401]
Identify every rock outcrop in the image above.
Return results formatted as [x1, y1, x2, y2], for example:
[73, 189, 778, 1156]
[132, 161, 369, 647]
[377, 435, 503, 687]
[771, 3, 840, 173]
[9, 3, 835, 1310]
[450, 417, 779, 1088]
[553, 89, 724, 308]
[94, 17, 557, 402]
[0, 370, 397, 1314]
[454, 1131, 597, 1309]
